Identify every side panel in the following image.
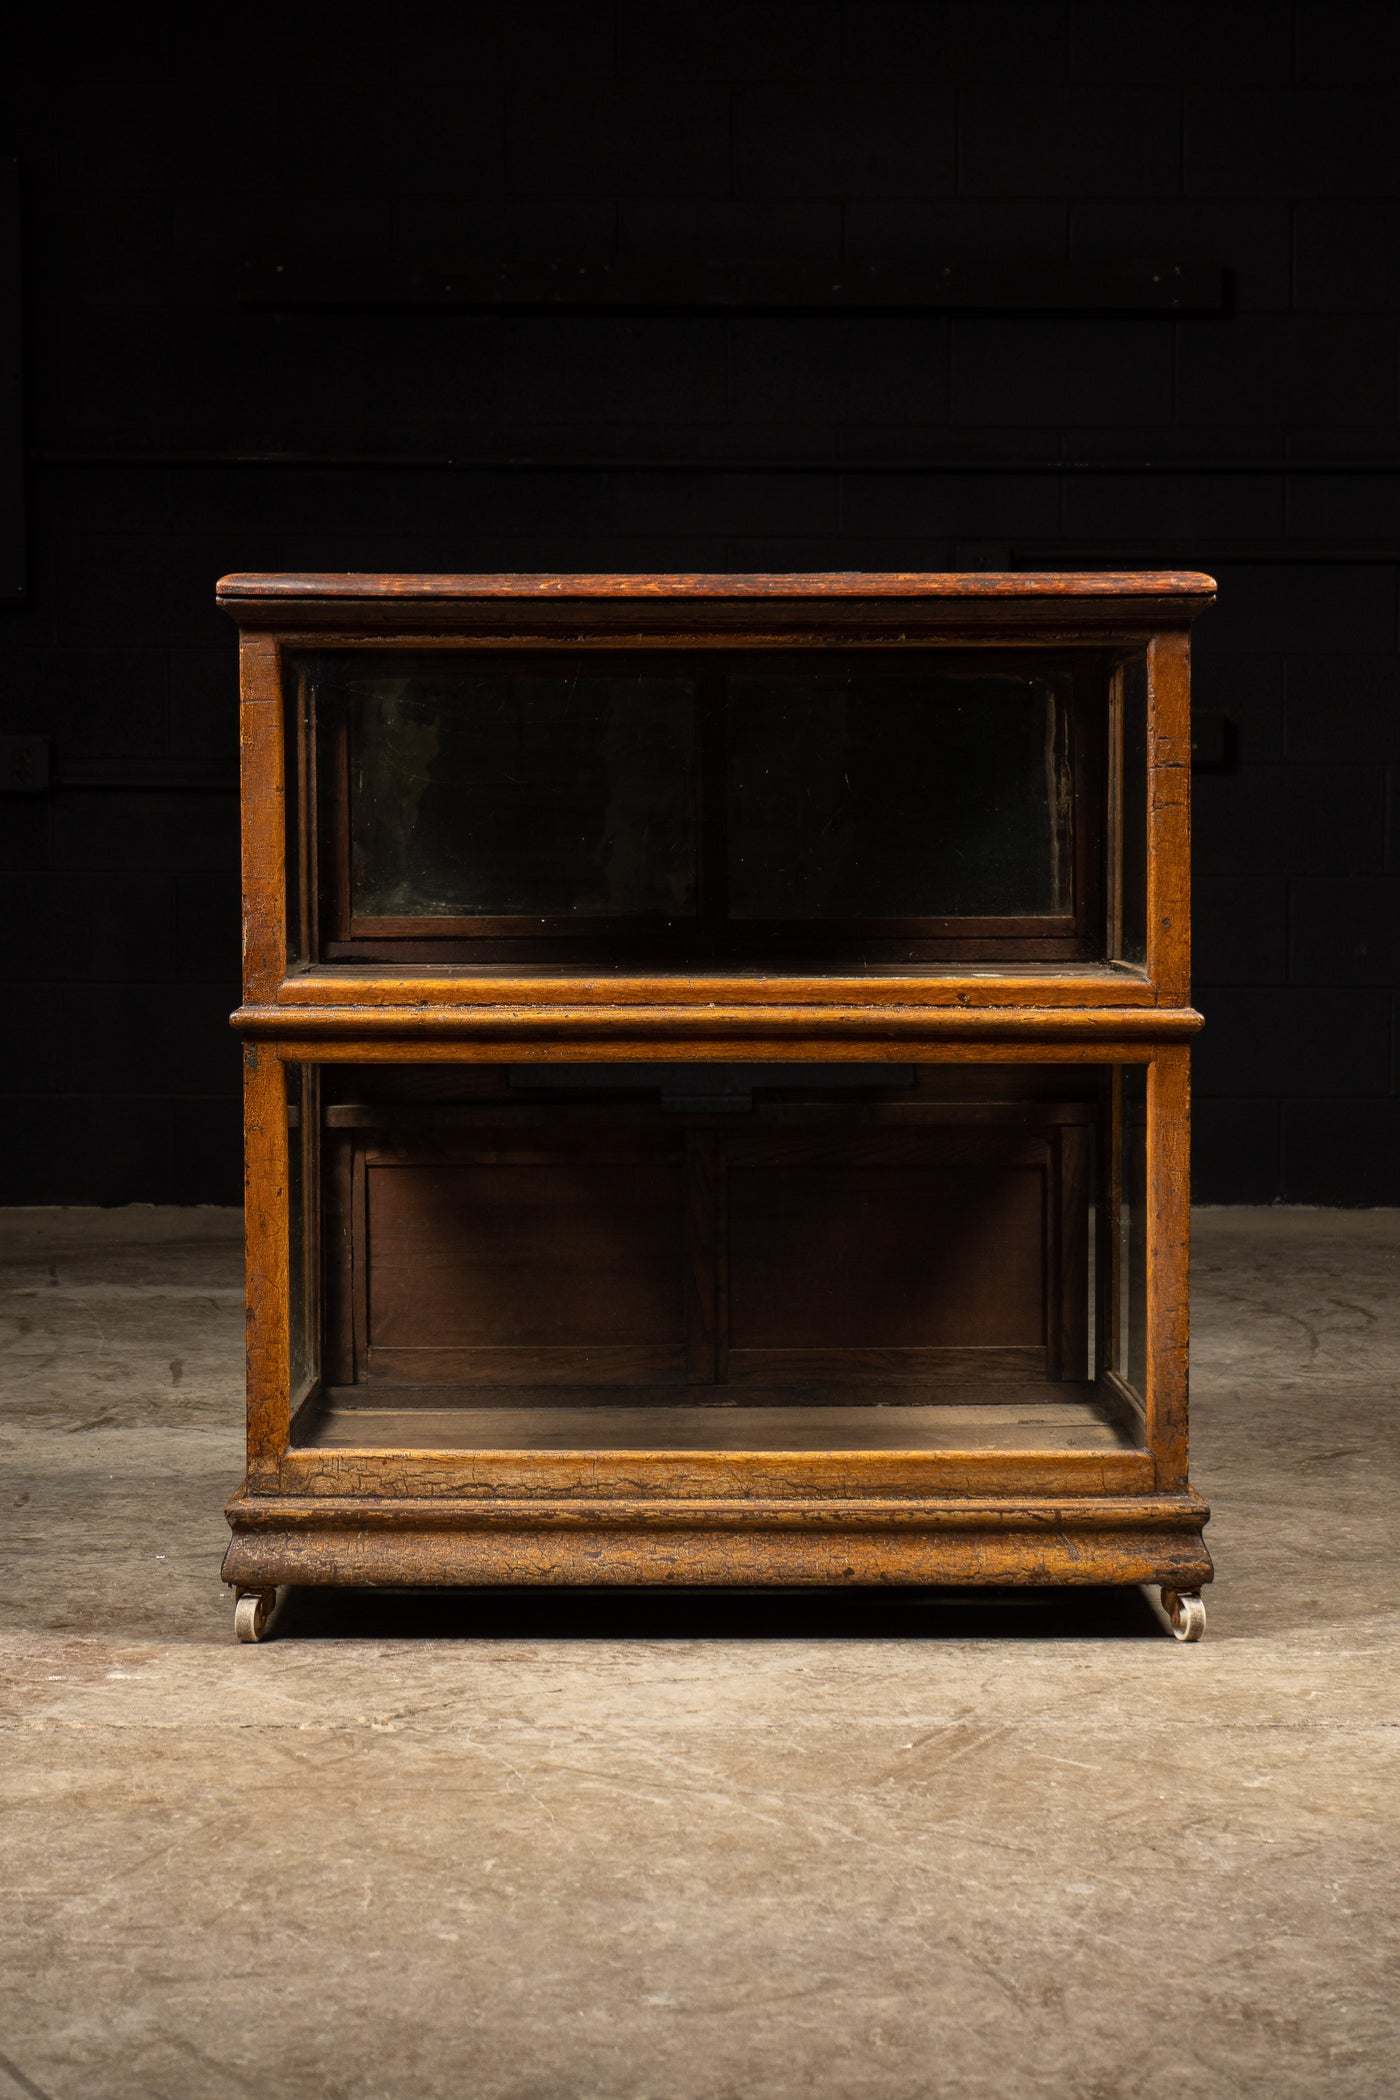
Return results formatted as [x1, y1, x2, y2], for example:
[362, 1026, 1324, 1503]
[239, 633, 287, 1001]
[1144, 628, 1192, 1007]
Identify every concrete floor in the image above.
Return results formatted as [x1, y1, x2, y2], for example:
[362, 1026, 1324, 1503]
[1, 1206, 1397, 2100]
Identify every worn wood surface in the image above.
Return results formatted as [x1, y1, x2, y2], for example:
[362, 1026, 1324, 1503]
[261, 1439, 1158, 1503]
[1144, 628, 1193, 1008]
[218, 571, 1217, 650]
[238, 634, 286, 1001]
[220, 1488, 1212, 1592]
[270, 1440, 1157, 1495]
[234, 1004, 1203, 1043]
[274, 967, 1158, 1008]
[216, 572, 1215, 645]
[219, 570, 1217, 603]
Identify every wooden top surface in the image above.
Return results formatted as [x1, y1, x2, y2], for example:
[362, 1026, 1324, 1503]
[218, 568, 1216, 605]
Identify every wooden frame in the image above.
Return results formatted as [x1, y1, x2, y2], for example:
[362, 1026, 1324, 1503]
[221, 572, 1214, 1637]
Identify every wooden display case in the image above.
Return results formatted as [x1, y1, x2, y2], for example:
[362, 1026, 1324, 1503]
[219, 571, 1213, 1642]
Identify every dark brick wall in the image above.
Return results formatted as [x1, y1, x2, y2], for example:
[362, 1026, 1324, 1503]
[2, 3, 1398, 1203]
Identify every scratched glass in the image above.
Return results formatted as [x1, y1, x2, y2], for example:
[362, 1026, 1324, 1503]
[348, 673, 699, 919]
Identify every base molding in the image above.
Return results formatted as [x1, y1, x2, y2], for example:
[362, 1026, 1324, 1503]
[223, 1490, 1212, 1591]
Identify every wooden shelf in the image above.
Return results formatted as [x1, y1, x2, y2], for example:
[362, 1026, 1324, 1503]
[299, 1383, 1138, 1455]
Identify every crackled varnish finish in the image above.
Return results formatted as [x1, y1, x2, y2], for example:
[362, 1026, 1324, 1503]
[220, 571, 1213, 1608]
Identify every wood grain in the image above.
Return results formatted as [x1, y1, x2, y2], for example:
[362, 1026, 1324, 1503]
[218, 569, 1217, 604]
[275, 967, 1158, 1009]
[234, 1003, 1203, 1042]
[221, 1488, 1211, 1592]
[266, 1440, 1157, 1501]
[1145, 628, 1193, 1008]
[238, 634, 286, 1000]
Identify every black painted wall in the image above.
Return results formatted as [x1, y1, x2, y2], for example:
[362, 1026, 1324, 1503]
[2, 3, 1398, 1204]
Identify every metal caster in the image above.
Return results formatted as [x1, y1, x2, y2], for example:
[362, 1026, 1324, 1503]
[1161, 1587, 1206, 1642]
[234, 1587, 277, 1643]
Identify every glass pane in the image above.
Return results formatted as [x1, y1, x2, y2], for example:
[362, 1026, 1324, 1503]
[1117, 1065, 1148, 1401]
[296, 1060, 1147, 1457]
[347, 672, 698, 918]
[1118, 653, 1148, 965]
[727, 672, 1068, 920]
[286, 1061, 318, 1402]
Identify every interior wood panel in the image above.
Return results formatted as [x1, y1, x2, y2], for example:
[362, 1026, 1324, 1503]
[328, 1092, 1089, 1399]
[366, 1344, 689, 1386]
[725, 1345, 1048, 1383]
[364, 1158, 687, 1379]
[727, 1163, 1046, 1350]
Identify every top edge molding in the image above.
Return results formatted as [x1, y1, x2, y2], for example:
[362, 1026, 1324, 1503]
[218, 569, 1217, 607]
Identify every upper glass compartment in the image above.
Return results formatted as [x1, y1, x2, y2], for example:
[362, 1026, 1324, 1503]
[288, 645, 1142, 969]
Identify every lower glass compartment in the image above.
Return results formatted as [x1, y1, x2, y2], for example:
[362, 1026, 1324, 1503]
[282, 1058, 1150, 1459]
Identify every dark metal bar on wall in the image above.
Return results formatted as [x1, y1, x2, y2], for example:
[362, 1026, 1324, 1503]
[33, 454, 1400, 480]
[239, 255, 1223, 315]
[0, 742, 236, 794]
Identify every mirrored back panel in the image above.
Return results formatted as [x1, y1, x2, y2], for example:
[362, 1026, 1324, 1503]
[289, 647, 1135, 966]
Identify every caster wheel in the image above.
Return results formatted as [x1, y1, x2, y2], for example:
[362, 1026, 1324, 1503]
[1161, 1588, 1206, 1642]
[234, 1587, 277, 1643]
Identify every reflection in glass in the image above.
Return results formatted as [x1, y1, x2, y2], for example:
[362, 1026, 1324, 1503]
[1119, 654, 1148, 964]
[348, 674, 698, 919]
[727, 673, 1068, 919]
[1118, 1064, 1148, 1401]
[286, 1061, 318, 1402]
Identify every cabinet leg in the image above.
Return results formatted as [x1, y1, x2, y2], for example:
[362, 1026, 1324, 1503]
[1160, 1587, 1206, 1642]
[233, 1586, 278, 1643]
